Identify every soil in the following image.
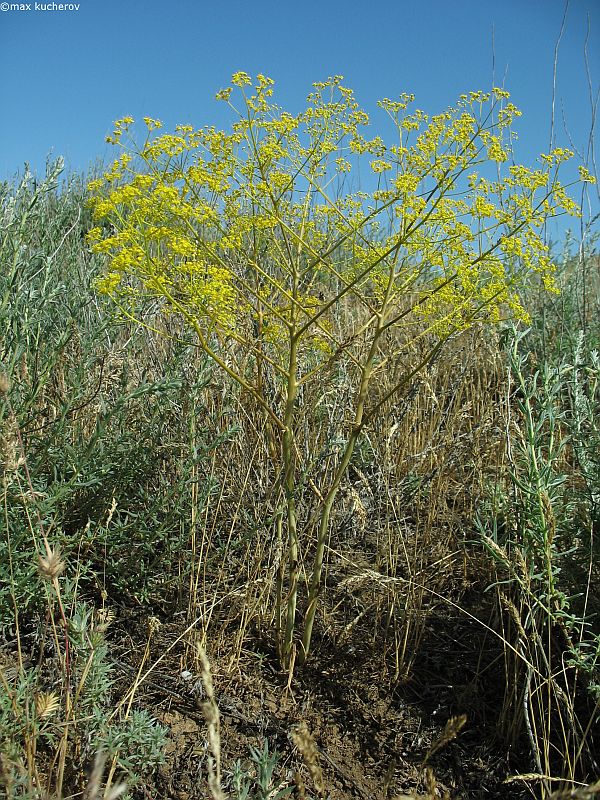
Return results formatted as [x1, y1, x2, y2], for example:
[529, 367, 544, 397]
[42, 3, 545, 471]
[109, 596, 534, 800]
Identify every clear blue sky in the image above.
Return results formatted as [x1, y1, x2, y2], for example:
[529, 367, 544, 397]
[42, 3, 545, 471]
[1, 0, 598, 238]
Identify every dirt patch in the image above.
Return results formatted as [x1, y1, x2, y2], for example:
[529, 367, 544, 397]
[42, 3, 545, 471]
[108, 599, 533, 800]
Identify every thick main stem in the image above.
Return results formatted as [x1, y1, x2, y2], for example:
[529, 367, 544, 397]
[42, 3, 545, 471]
[280, 334, 299, 669]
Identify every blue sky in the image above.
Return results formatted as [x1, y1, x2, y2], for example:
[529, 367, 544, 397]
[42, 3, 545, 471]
[1, 0, 598, 239]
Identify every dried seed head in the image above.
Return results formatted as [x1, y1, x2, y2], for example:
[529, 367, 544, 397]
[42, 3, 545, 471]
[19, 354, 29, 384]
[196, 643, 224, 800]
[1, 415, 22, 473]
[482, 535, 510, 568]
[513, 547, 529, 580]
[38, 546, 65, 581]
[349, 487, 367, 530]
[292, 721, 324, 797]
[0, 751, 15, 796]
[0, 372, 9, 395]
[499, 592, 527, 640]
[35, 691, 60, 719]
[424, 714, 467, 764]
[424, 766, 438, 795]
[94, 608, 115, 633]
[147, 616, 161, 636]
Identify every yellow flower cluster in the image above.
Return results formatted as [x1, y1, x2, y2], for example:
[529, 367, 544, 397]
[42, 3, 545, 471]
[86, 73, 585, 352]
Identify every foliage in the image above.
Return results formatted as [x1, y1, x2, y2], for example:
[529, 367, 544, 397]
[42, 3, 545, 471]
[477, 308, 600, 794]
[0, 598, 167, 798]
[87, 73, 589, 668]
[0, 161, 225, 624]
[227, 740, 294, 800]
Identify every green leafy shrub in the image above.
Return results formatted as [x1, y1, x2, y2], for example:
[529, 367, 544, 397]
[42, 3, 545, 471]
[0, 161, 226, 622]
[0, 599, 167, 798]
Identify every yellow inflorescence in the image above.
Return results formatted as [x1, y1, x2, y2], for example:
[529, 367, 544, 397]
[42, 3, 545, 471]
[87, 73, 585, 346]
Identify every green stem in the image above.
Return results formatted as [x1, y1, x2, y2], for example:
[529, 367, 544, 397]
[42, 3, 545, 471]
[280, 334, 299, 668]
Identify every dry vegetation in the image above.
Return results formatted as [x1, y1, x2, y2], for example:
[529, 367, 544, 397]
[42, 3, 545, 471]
[1, 163, 599, 799]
